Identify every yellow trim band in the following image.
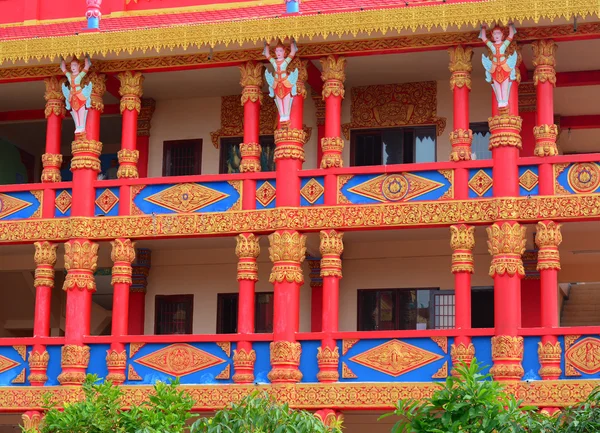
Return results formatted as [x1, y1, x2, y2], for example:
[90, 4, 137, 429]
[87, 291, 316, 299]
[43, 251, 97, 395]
[0, 0, 598, 64]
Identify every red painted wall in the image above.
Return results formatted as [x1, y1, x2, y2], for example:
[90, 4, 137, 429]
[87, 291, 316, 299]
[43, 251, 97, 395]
[521, 279, 541, 328]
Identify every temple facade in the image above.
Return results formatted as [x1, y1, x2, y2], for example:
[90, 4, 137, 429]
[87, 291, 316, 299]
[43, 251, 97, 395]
[1, 0, 600, 430]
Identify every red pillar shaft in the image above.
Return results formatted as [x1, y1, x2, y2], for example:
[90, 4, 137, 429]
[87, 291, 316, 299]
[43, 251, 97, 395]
[494, 275, 522, 335]
[453, 86, 469, 130]
[454, 272, 471, 330]
[322, 277, 339, 336]
[324, 95, 341, 138]
[273, 281, 300, 341]
[121, 110, 138, 151]
[128, 291, 146, 335]
[238, 280, 255, 335]
[540, 269, 558, 329]
[33, 286, 52, 337]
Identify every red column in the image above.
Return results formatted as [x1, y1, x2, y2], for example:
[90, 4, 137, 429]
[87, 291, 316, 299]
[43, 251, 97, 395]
[317, 230, 343, 383]
[319, 55, 346, 170]
[448, 46, 474, 164]
[136, 99, 156, 178]
[239, 61, 264, 176]
[117, 71, 144, 216]
[312, 96, 325, 168]
[536, 221, 562, 382]
[308, 258, 323, 332]
[128, 248, 151, 335]
[41, 76, 66, 217]
[233, 234, 260, 383]
[268, 230, 306, 383]
[28, 242, 58, 385]
[449, 225, 475, 374]
[59, 72, 104, 386]
[532, 40, 559, 161]
[106, 239, 136, 384]
[487, 222, 526, 381]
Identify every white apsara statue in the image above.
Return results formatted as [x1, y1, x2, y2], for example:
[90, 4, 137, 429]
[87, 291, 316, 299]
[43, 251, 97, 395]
[61, 55, 93, 134]
[263, 39, 299, 123]
[480, 23, 518, 109]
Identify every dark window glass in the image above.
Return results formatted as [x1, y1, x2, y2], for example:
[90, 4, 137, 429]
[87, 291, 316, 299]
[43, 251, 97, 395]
[357, 288, 439, 331]
[220, 136, 276, 174]
[216, 292, 274, 334]
[162, 139, 202, 176]
[350, 126, 436, 167]
[154, 295, 194, 335]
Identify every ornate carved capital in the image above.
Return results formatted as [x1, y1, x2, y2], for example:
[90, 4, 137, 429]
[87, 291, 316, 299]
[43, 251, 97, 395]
[535, 221, 562, 271]
[488, 114, 523, 150]
[71, 137, 102, 172]
[533, 123, 559, 157]
[239, 142, 262, 173]
[106, 350, 127, 384]
[27, 350, 49, 385]
[33, 241, 58, 288]
[22, 412, 42, 433]
[236, 233, 260, 259]
[232, 348, 256, 383]
[268, 341, 303, 383]
[118, 71, 144, 113]
[111, 238, 136, 264]
[137, 98, 156, 136]
[87, 72, 106, 113]
[44, 76, 66, 118]
[320, 55, 346, 99]
[448, 45, 473, 90]
[269, 231, 306, 284]
[63, 240, 98, 291]
[58, 344, 90, 385]
[450, 224, 474, 274]
[319, 230, 343, 278]
[538, 341, 562, 379]
[320, 137, 344, 168]
[532, 39, 557, 86]
[317, 346, 340, 382]
[450, 342, 475, 376]
[490, 335, 524, 381]
[449, 128, 473, 161]
[487, 222, 526, 277]
[41, 153, 63, 182]
[274, 127, 306, 162]
[240, 61, 264, 105]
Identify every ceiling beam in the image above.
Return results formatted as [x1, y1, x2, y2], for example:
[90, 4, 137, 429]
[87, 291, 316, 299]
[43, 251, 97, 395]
[560, 115, 600, 130]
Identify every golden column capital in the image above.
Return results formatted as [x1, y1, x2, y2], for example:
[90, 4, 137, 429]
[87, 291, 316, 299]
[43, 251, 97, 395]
[236, 233, 260, 281]
[33, 241, 58, 289]
[111, 238, 136, 285]
[268, 231, 306, 284]
[532, 39, 557, 86]
[43, 76, 66, 118]
[319, 230, 343, 278]
[63, 240, 99, 291]
[320, 55, 346, 99]
[488, 114, 523, 150]
[87, 72, 106, 113]
[239, 61, 264, 105]
[448, 45, 473, 91]
[486, 222, 527, 278]
[450, 224, 475, 274]
[117, 71, 144, 114]
[535, 221, 562, 271]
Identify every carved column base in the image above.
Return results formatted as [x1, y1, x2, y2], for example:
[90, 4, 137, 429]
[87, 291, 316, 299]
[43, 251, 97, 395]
[533, 124, 559, 157]
[27, 350, 50, 386]
[449, 129, 473, 161]
[71, 138, 102, 172]
[274, 127, 307, 162]
[490, 335, 524, 381]
[450, 342, 475, 376]
[117, 149, 139, 179]
[106, 350, 127, 384]
[41, 153, 63, 183]
[232, 348, 256, 383]
[538, 340, 562, 380]
[58, 344, 90, 385]
[488, 114, 523, 150]
[316, 346, 339, 382]
[268, 341, 303, 383]
[240, 142, 262, 173]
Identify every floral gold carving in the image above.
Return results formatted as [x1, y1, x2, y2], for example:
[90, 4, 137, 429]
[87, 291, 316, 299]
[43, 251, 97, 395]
[41, 153, 63, 183]
[533, 124, 559, 157]
[450, 224, 474, 274]
[215, 364, 230, 380]
[565, 335, 582, 377]
[21, 411, 42, 432]
[216, 342, 231, 358]
[538, 341, 562, 379]
[232, 348, 256, 384]
[490, 336, 524, 381]
[320, 55, 346, 99]
[63, 240, 99, 291]
[54, 190, 72, 214]
[321, 137, 344, 168]
[145, 183, 228, 213]
[117, 71, 144, 114]
[519, 169, 539, 191]
[449, 128, 473, 161]
[58, 344, 90, 385]
[106, 350, 127, 384]
[268, 231, 306, 284]
[129, 343, 145, 358]
[239, 61, 264, 105]
[136, 343, 225, 377]
[350, 339, 442, 377]
[342, 362, 357, 379]
[432, 362, 448, 379]
[532, 39, 557, 86]
[239, 142, 261, 173]
[342, 82, 446, 140]
[565, 337, 600, 375]
[468, 169, 493, 197]
[568, 162, 600, 193]
[236, 233, 260, 281]
[44, 76, 66, 118]
[448, 45, 473, 90]
[431, 337, 448, 354]
[268, 341, 302, 383]
[128, 365, 142, 381]
[487, 222, 526, 277]
[320, 230, 343, 278]
[317, 346, 340, 382]
[300, 178, 325, 204]
[117, 149, 140, 179]
[87, 72, 106, 113]
[450, 343, 475, 376]
[342, 339, 359, 356]
[535, 221, 562, 271]
[256, 181, 276, 207]
[33, 241, 57, 288]
[95, 189, 119, 214]
[137, 98, 156, 137]
[488, 114, 523, 149]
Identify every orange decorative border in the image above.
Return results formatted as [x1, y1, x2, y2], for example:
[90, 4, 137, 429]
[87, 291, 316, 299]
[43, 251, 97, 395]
[1, 380, 599, 410]
[2, 21, 600, 82]
[3, 194, 600, 243]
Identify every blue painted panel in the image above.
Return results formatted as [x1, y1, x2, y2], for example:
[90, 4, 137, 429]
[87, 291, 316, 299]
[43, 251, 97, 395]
[0, 346, 28, 386]
[0, 191, 41, 220]
[133, 182, 240, 215]
[519, 165, 539, 197]
[340, 171, 452, 204]
[468, 168, 493, 198]
[94, 187, 120, 216]
[523, 336, 542, 381]
[54, 189, 72, 217]
[471, 336, 492, 376]
[339, 338, 449, 382]
[46, 345, 62, 386]
[256, 180, 277, 210]
[299, 340, 321, 383]
[88, 344, 110, 379]
[558, 335, 600, 380]
[253, 342, 271, 384]
[300, 177, 325, 207]
[555, 163, 600, 195]
[125, 342, 233, 385]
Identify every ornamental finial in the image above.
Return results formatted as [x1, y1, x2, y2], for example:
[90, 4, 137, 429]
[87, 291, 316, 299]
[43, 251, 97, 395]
[86, 0, 102, 30]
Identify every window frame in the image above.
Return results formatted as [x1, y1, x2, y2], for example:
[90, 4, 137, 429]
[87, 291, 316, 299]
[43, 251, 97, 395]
[356, 287, 440, 331]
[162, 139, 202, 177]
[216, 291, 275, 334]
[349, 125, 438, 167]
[154, 294, 194, 335]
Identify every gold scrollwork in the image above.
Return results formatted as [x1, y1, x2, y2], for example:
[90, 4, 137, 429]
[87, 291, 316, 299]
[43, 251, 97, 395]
[488, 114, 523, 149]
[448, 45, 473, 90]
[449, 128, 473, 161]
[118, 71, 144, 113]
[535, 221, 562, 271]
[487, 222, 526, 277]
[450, 224, 475, 274]
[533, 124, 559, 157]
[532, 39, 557, 86]
[268, 341, 303, 383]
